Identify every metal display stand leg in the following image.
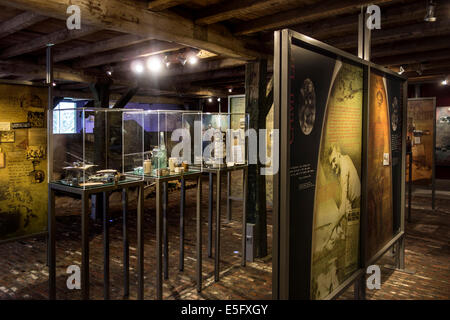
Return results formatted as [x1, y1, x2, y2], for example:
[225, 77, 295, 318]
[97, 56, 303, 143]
[103, 192, 110, 300]
[196, 176, 202, 292]
[156, 181, 163, 300]
[208, 173, 213, 258]
[163, 182, 169, 280]
[408, 153, 412, 222]
[137, 184, 144, 300]
[122, 188, 129, 298]
[215, 172, 221, 282]
[48, 187, 56, 300]
[242, 168, 247, 267]
[227, 171, 231, 222]
[81, 193, 90, 300]
[180, 178, 185, 271]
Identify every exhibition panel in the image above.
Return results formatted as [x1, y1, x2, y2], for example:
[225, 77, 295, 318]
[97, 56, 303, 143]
[274, 29, 407, 300]
[406, 98, 436, 186]
[0, 83, 48, 243]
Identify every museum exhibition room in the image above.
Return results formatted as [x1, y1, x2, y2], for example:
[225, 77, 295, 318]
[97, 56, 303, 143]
[0, 0, 448, 308]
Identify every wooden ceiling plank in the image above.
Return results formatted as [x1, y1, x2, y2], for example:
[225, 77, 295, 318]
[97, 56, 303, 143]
[53, 34, 151, 62]
[148, 0, 188, 11]
[0, 25, 99, 59]
[0, 0, 262, 60]
[195, 0, 282, 25]
[73, 41, 184, 69]
[233, 0, 393, 35]
[0, 11, 47, 40]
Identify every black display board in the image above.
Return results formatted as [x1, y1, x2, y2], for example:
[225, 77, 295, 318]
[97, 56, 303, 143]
[273, 29, 407, 300]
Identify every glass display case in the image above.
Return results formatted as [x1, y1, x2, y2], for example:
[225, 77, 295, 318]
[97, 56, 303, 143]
[139, 110, 203, 178]
[49, 107, 144, 189]
[201, 112, 249, 169]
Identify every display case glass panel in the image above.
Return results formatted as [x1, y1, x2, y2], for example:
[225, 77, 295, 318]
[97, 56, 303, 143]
[49, 108, 144, 189]
[201, 112, 249, 168]
[141, 110, 203, 178]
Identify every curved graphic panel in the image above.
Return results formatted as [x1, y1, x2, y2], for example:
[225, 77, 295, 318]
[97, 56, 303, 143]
[311, 62, 363, 299]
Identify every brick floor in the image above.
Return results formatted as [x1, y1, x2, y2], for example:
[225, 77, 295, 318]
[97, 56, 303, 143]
[0, 175, 448, 300]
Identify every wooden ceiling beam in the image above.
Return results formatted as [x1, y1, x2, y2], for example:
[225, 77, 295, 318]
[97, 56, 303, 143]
[233, 0, 393, 35]
[195, 0, 282, 25]
[290, 0, 434, 42]
[147, 0, 188, 11]
[0, 0, 264, 60]
[0, 60, 96, 82]
[328, 19, 450, 50]
[373, 49, 450, 67]
[371, 35, 450, 59]
[0, 11, 47, 40]
[52, 34, 151, 63]
[0, 25, 99, 59]
[73, 40, 184, 69]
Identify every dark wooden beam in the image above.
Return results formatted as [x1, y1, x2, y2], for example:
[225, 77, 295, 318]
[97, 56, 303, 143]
[53, 34, 150, 63]
[0, 0, 263, 60]
[113, 85, 140, 108]
[371, 35, 450, 58]
[245, 59, 268, 258]
[0, 11, 47, 40]
[147, 0, 187, 11]
[373, 49, 450, 67]
[0, 26, 99, 59]
[290, 0, 435, 42]
[195, 0, 281, 25]
[73, 40, 184, 69]
[233, 0, 393, 35]
[0, 60, 96, 82]
[328, 19, 450, 50]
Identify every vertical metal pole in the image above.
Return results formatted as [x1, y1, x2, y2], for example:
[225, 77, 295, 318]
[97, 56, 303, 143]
[227, 171, 231, 222]
[242, 168, 248, 266]
[46, 44, 55, 300]
[163, 181, 169, 280]
[122, 188, 129, 298]
[81, 192, 90, 300]
[208, 172, 213, 258]
[215, 172, 221, 282]
[137, 184, 144, 300]
[358, 7, 371, 61]
[103, 192, 110, 300]
[156, 181, 163, 300]
[48, 187, 56, 300]
[180, 178, 185, 271]
[196, 175, 202, 292]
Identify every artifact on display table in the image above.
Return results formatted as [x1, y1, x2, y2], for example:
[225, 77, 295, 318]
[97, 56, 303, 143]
[125, 110, 203, 178]
[49, 108, 144, 189]
[201, 112, 249, 169]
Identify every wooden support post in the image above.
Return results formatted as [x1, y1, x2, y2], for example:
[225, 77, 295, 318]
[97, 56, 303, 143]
[245, 60, 268, 258]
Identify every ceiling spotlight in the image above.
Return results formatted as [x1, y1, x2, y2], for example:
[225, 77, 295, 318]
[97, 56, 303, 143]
[188, 55, 198, 65]
[208, 98, 213, 103]
[178, 57, 187, 66]
[228, 88, 233, 93]
[52, 82, 57, 87]
[442, 79, 448, 86]
[147, 56, 163, 73]
[131, 61, 144, 74]
[424, 0, 437, 22]
[217, 98, 221, 102]
[398, 66, 405, 75]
